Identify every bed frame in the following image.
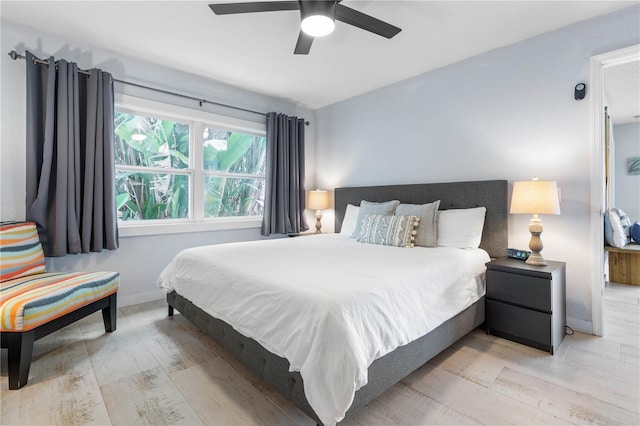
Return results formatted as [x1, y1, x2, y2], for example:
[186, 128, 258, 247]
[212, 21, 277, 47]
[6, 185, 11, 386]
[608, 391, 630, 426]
[167, 179, 508, 424]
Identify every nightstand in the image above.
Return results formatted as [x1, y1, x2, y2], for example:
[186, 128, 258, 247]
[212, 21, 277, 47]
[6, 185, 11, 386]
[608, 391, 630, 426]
[485, 258, 566, 354]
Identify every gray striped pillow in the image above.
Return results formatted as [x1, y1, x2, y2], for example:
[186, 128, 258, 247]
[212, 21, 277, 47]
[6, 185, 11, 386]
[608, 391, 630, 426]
[357, 215, 420, 248]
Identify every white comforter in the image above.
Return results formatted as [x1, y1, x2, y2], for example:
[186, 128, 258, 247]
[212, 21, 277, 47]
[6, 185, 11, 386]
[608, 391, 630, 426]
[157, 234, 489, 425]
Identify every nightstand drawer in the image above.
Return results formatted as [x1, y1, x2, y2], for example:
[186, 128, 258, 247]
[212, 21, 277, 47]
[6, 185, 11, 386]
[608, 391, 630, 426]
[486, 299, 551, 348]
[486, 269, 551, 312]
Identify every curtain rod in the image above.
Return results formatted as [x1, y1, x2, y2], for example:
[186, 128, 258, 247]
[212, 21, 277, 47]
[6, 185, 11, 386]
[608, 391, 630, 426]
[8, 50, 309, 125]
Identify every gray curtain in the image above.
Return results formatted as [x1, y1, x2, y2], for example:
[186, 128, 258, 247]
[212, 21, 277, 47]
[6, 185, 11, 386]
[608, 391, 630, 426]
[25, 51, 118, 256]
[261, 112, 309, 236]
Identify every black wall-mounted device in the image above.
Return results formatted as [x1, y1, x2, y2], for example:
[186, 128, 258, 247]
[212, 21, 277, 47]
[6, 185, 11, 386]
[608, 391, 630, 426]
[506, 248, 531, 261]
[574, 83, 586, 100]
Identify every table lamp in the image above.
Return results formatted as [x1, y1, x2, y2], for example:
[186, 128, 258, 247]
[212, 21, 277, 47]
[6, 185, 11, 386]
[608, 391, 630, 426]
[308, 189, 329, 233]
[510, 179, 561, 266]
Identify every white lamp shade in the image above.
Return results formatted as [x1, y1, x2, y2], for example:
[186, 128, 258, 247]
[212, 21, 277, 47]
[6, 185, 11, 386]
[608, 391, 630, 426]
[308, 189, 329, 210]
[510, 180, 561, 215]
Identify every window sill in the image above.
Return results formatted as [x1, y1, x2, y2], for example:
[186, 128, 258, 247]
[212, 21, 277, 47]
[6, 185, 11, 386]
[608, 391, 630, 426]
[118, 218, 262, 237]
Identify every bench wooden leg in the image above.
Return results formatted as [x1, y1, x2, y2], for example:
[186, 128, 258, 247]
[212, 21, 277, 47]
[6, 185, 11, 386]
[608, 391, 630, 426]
[101, 293, 117, 332]
[6, 330, 35, 390]
[168, 304, 174, 317]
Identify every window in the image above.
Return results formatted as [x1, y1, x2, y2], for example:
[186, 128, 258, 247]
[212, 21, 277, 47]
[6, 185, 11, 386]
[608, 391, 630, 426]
[114, 95, 266, 235]
[202, 126, 266, 218]
[114, 112, 191, 221]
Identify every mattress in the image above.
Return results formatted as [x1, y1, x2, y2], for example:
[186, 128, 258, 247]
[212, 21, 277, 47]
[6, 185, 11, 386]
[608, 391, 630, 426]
[157, 234, 490, 425]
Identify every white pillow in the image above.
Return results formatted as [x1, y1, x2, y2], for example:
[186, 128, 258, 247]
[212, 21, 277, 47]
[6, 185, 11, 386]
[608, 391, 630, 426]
[340, 204, 359, 236]
[437, 207, 487, 249]
[605, 208, 628, 248]
[615, 207, 632, 234]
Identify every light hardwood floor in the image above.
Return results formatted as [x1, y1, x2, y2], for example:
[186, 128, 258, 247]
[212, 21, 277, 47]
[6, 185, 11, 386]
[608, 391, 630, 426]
[2, 283, 638, 425]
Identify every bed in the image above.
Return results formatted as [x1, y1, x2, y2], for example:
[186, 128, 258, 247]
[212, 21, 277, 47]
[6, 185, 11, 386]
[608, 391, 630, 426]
[160, 179, 508, 425]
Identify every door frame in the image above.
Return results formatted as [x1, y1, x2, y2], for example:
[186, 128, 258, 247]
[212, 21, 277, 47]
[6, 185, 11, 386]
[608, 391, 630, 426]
[589, 44, 640, 336]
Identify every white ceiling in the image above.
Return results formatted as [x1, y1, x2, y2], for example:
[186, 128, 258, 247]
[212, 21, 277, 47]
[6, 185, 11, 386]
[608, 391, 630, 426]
[1, 1, 637, 111]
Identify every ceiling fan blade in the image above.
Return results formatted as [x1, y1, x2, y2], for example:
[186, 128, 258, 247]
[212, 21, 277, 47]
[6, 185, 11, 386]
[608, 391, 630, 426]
[294, 31, 314, 55]
[335, 4, 401, 39]
[209, 1, 299, 15]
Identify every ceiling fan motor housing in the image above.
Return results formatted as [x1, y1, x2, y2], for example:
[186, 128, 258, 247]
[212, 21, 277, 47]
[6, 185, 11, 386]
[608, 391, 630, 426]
[300, 1, 336, 19]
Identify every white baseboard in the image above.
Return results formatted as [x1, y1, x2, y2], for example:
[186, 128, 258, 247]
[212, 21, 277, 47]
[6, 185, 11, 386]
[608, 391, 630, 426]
[567, 317, 593, 335]
[118, 289, 165, 308]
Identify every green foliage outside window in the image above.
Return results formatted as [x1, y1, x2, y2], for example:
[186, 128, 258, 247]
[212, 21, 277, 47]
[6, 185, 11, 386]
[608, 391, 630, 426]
[202, 127, 266, 217]
[114, 112, 266, 221]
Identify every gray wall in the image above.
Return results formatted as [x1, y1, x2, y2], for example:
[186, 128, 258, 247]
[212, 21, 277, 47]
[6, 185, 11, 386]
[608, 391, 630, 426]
[1, 19, 316, 306]
[613, 122, 640, 222]
[314, 5, 640, 332]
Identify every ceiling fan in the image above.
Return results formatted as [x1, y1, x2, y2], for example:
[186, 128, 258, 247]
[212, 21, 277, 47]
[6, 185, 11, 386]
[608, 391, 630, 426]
[208, 1, 401, 55]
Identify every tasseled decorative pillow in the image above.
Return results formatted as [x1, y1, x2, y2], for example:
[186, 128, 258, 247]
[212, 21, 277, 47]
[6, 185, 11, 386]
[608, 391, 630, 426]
[357, 215, 420, 248]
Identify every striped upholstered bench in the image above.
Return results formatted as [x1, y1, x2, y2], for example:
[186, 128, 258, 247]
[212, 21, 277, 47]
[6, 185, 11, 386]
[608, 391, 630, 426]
[0, 221, 119, 389]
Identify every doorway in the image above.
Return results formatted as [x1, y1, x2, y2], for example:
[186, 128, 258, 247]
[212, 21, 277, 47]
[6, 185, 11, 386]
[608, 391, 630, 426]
[590, 44, 640, 336]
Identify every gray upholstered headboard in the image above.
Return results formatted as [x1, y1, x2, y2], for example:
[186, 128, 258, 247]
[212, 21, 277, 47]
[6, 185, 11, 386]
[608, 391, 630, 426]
[334, 180, 508, 258]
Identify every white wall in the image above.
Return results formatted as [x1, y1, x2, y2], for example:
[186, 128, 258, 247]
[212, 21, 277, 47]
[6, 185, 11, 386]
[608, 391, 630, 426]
[0, 20, 315, 306]
[314, 5, 640, 333]
[613, 122, 640, 222]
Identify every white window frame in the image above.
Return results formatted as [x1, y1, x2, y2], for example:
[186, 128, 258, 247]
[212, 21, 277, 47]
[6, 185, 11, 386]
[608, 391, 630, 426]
[115, 94, 266, 237]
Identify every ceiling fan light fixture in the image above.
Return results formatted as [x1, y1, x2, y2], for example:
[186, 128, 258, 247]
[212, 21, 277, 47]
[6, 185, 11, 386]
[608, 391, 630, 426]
[301, 14, 335, 37]
[300, 1, 337, 37]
